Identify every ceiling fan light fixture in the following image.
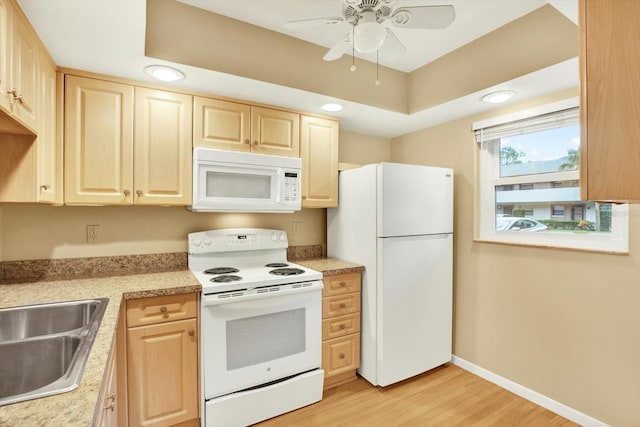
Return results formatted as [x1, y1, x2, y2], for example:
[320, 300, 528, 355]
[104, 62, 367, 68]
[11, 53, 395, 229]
[481, 90, 516, 104]
[354, 10, 387, 53]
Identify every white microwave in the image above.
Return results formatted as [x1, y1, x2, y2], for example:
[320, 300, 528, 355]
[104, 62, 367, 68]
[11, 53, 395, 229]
[191, 148, 302, 213]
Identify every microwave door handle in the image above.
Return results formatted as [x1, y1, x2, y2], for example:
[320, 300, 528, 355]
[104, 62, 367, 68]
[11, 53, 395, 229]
[275, 169, 284, 203]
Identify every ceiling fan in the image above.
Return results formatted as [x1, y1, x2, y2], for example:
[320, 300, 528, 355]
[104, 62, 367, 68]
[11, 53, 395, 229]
[284, 0, 456, 63]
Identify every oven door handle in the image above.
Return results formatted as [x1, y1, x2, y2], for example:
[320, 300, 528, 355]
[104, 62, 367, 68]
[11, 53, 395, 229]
[202, 282, 323, 307]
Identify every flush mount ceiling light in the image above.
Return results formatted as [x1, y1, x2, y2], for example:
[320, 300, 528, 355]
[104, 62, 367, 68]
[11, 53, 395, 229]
[321, 103, 344, 112]
[144, 65, 185, 82]
[481, 90, 516, 104]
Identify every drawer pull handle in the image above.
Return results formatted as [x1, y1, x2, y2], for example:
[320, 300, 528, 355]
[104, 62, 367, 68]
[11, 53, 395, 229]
[339, 324, 346, 329]
[160, 306, 167, 313]
[339, 303, 346, 308]
[339, 353, 345, 359]
[188, 329, 195, 337]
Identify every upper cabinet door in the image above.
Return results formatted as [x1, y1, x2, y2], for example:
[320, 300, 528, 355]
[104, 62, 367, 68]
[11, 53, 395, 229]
[134, 87, 193, 206]
[64, 75, 134, 205]
[0, 0, 11, 113]
[36, 55, 57, 203]
[10, 12, 38, 131]
[251, 106, 300, 157]
[580, 0, 640, 201]
[301, 115, 339, 208]
[193, 96, 251, 152]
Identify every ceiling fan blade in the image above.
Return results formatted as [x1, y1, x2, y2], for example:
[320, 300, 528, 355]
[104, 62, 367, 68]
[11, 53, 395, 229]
[323, 33, 351, 61]
[391, 5, 455, 29]
[379, 29, 406, 62]
[284, 17, 344, 30]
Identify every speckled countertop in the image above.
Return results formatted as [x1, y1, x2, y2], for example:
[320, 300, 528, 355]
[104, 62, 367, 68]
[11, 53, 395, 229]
[0, 270, 201, 427]
[294, 258, 365, 276]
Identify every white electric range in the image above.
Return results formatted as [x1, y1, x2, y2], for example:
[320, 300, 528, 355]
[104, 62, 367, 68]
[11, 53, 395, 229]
[188, 228, 324, 427]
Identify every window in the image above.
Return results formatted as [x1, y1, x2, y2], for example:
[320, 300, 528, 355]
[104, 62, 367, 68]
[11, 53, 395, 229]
[474, 98, 629, 253]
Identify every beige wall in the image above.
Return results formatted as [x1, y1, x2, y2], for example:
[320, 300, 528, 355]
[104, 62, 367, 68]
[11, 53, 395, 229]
[0, 206, 325, 261]
[391, 88, 640, 427]
[339, 130, 391, 165]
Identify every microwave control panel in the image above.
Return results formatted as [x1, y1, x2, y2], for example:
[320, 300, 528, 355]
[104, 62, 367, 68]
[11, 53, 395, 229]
[283, 172, 299, 202]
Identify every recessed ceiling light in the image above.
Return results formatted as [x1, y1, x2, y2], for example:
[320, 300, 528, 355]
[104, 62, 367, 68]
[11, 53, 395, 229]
[321, 103, 343, 112]
[144, 65, 185, 82]
[481, 90, 516, 104]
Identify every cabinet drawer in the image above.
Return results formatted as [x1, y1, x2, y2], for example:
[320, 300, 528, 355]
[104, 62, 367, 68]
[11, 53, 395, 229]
[322, 292, 360, 318]
[322, 312, 360, 340]
[127, 293, 197, 328]
[322, 333, 360, 377]
[322, 273, 361, 297]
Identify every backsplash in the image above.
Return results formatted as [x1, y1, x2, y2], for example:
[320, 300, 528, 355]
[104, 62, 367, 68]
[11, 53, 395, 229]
[0, 245, 325, 283]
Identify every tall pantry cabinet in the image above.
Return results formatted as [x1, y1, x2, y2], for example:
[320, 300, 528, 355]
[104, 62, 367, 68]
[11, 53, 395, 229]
[579, 0, 640, 201]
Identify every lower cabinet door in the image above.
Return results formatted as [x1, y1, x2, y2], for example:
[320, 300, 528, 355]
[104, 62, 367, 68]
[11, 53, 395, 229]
[127, 318, 198, 427]
[322, 333, 360, 378]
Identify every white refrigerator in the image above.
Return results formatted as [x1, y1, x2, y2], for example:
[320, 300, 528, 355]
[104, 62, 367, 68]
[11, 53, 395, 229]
[327, 162, 453, 387]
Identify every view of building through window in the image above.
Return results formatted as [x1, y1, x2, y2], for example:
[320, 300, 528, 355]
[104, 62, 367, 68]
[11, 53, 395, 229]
[495, 125, 612, 234]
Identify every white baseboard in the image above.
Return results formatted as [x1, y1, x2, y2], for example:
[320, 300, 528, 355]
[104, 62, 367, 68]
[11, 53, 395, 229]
[451, 355, 609, 427]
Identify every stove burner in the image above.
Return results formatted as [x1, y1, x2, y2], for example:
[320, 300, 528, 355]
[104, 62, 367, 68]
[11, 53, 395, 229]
[204, 267, 239, 275]
[269, 268, 305, 276]
[210, 275, 242, 283]
[265, 263, 289, 268]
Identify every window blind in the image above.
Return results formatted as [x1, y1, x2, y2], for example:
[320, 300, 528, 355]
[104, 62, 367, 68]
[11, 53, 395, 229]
[474, 107, 579, 143]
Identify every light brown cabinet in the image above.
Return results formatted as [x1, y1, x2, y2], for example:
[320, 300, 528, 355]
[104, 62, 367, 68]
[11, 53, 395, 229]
[0, 0, 11, 113]
[300, 115, 339, 208]
[133, 87, 192, 205]
[10, 7, 38, 130]
[64, 75, 192, 206]
[95, 334, 119, 427]
[36, 54, 59, 203]
[194, 96, 300, 157]
[579, 0, 640, 201]
[126, 293, 199, 427]
[321, 272, 361, 389]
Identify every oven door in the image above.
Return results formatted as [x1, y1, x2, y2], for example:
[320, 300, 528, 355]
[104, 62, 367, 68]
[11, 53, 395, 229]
[201, 283, 322, 399]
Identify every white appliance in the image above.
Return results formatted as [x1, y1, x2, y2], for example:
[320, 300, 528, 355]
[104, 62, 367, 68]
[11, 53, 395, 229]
[191, 148, 301, 212]
[188, 228, 324, 427]
[328, 162, 453, 387]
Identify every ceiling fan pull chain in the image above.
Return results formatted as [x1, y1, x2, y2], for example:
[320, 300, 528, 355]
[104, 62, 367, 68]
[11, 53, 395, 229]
[375, 50, 381, 86]
[350, 24, 357, 72]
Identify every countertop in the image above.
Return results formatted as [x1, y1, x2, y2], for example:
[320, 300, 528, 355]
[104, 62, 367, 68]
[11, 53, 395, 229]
[0, 270, 201, 427]
[294, 258, 365, 276]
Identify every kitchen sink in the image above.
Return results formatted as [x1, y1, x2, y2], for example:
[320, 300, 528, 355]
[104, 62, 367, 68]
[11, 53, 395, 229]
[0, 298, 108, 406]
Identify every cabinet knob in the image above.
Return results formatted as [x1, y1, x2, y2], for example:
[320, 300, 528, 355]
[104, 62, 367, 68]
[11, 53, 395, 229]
[136, 190, 143, 197]
[302, 195, 307, 200]
[339, 303, 346, 309]
[244, 139, 250, 145]
[6, 89, 17, 98]
[40, 184, 50, 191]
[188, 329, 195, 337]
[339, 353, 346, 359]
[339, 324, 346, 330]
[339, 282, 346, 287]
[124, 189, 130, 196]
[160, 306, 167, 313]
[253, 140, 258, 145]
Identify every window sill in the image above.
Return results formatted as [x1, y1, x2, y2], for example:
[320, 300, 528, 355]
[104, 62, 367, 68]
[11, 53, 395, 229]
[473, 237, 629, 255]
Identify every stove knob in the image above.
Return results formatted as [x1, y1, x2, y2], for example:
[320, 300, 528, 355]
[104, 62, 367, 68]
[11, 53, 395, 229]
[192, 237, 202, 247]
[203, 237, 212, 246]
[271, 232, 278, 242]
[279, 233, 286, 242]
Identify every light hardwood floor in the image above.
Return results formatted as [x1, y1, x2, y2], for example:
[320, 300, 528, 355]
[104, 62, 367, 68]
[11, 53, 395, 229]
[254, 364, 578, 426]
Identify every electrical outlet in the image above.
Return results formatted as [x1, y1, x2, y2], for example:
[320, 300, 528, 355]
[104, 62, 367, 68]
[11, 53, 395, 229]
[87, 225, 100, 243]
[292, 221, 301, 236]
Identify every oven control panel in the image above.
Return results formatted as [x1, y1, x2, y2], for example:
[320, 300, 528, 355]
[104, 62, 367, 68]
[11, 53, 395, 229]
[188, 228, 288, 254]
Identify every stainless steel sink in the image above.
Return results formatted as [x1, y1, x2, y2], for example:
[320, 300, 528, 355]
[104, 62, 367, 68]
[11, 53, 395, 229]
[0, 298, 108, 406]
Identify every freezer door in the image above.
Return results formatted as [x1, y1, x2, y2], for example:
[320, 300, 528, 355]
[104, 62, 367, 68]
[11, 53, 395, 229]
[377, 162, 453, 237]
[376, 233, 453, 387]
